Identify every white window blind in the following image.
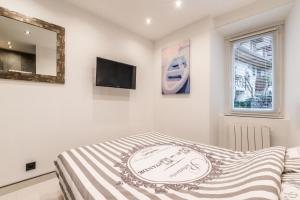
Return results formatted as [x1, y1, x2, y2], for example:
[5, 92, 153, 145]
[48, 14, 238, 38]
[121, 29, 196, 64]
[232, 33, 274, 111]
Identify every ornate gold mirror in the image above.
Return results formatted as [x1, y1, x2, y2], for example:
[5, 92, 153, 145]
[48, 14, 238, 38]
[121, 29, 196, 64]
[0, 7, 65, 83]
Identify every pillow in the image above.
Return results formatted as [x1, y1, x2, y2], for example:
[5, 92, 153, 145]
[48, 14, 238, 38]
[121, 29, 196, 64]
[281, 183, 300, 200]
[285, 147, 300, 173]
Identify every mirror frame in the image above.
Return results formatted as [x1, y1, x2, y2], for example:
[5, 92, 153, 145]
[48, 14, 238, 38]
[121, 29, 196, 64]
[0, 7, 65, 84]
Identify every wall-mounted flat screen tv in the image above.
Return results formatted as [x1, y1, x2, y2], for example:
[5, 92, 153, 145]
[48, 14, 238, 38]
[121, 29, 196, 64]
[96, 57, 136, 89]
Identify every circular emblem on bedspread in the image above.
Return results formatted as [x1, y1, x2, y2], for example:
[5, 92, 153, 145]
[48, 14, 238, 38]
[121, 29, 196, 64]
[114, 143, 223, 193]
[128, 145, 212, 184]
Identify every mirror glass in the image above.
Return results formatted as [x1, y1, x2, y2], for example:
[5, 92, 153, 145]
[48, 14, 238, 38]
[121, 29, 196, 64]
[0, 16, 57, 76]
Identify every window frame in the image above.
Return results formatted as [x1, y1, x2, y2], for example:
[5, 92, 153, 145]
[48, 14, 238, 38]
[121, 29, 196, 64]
[224, 24, 284, 118]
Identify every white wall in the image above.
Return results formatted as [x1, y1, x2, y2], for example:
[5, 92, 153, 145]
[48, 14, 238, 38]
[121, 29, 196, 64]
[209, 27, 225, 145]
[214, 1, 297, 148]
[151, 4, 298, 148]
[217, 0, 300, 149]
[153, 18, 222, 144]
[0, 0, 154, 186]
[285, 0, 300, 147]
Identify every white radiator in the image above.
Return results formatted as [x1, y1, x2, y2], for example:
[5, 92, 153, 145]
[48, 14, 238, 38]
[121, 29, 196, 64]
[227, 123, 271, 152]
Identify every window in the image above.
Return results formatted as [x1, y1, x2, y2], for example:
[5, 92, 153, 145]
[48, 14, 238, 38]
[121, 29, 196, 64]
[225, 25, 283, 117]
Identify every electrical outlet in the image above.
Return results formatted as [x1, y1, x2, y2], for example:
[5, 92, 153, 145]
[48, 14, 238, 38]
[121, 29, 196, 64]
[26, 162, 36, 171]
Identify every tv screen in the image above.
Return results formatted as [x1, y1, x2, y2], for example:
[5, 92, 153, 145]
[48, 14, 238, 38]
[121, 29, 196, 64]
[96, 57, 136, 89]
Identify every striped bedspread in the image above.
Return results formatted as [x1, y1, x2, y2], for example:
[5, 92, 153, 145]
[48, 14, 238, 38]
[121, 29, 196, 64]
[55, 133, 286, 200]
[280, 173, 300, 200]
[280, 147, 300, 200]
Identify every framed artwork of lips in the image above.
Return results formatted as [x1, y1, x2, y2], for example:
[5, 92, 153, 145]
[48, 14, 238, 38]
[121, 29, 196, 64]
[162, 40, 190, 95]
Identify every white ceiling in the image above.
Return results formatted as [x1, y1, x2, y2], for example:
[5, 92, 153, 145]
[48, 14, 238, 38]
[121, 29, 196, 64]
[64, 0, 257, 40]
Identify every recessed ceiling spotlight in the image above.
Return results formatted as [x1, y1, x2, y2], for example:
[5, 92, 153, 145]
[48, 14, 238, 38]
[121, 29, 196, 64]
[175, 0, 182, 8]
[24, 30, 31, 35]
[146, 18, 152, 25]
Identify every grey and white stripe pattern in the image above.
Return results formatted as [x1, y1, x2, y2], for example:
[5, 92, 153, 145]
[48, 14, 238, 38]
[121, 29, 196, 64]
[280, 173, 300, 200]
[284, 147, 300, 173]
[284, 159, 300, 173]
[282, 173, 300, 185]
[55, 133, 286, 200]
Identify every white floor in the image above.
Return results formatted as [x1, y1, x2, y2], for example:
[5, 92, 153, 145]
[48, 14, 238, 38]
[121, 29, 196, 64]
[0, 178, 63, 200]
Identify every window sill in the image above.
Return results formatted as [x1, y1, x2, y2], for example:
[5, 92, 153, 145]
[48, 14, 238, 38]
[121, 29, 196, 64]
[224, 113, 285, 119]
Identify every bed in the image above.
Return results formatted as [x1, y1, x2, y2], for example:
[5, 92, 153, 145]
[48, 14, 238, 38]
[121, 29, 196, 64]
[55, 133, 300, 200]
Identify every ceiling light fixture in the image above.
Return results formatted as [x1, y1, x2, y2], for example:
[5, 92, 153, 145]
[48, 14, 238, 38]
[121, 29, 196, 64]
[7, 41, 11, 45]
[8, 45, 12, 49]
[24, 30, 31, 35]
[146, 18, 152, 25]
[175, 0, 182, 8]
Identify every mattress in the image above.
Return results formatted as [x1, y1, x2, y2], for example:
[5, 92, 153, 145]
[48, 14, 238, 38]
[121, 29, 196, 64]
[55, 133, 288, 200]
